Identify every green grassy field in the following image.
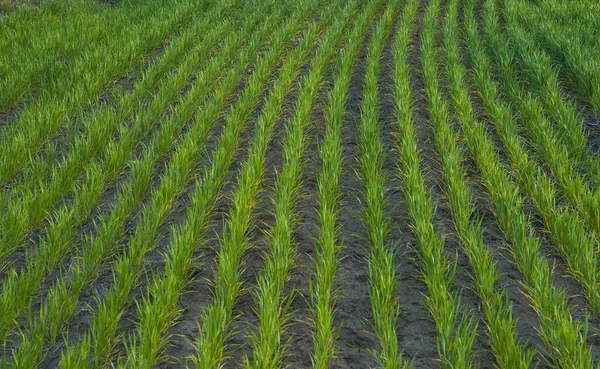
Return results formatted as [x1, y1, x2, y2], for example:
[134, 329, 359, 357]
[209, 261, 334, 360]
[1, 0, 599, 367]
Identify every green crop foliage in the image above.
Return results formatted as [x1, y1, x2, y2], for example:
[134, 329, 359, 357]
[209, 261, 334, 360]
[393, 0, 478, 367]
[431, 0, 534, 366]
[459, 0, 594, 366]
[58, 6, 316, 368]
[120, 2, 356, 368]
[5, 6, 284, 368]
[0, 0, 238, 278]
[190, 3, 365, 368]
[507, 0, 600, 114]
[0, 0, 169, 109]
[482, 0, 600, 241]
[245, 1, 384, 368]
[499, 14, 600, 186]
[2, 0, 599, 367]
[0, 4, 251, 348]
[355, 1, 411, 368]
[471, 0, 600, 318]
[0, 0, 203, 186]
[306, 2, 393, 369]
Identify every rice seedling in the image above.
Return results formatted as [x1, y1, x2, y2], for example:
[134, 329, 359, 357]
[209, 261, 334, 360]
[393, 0, 478, 367]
